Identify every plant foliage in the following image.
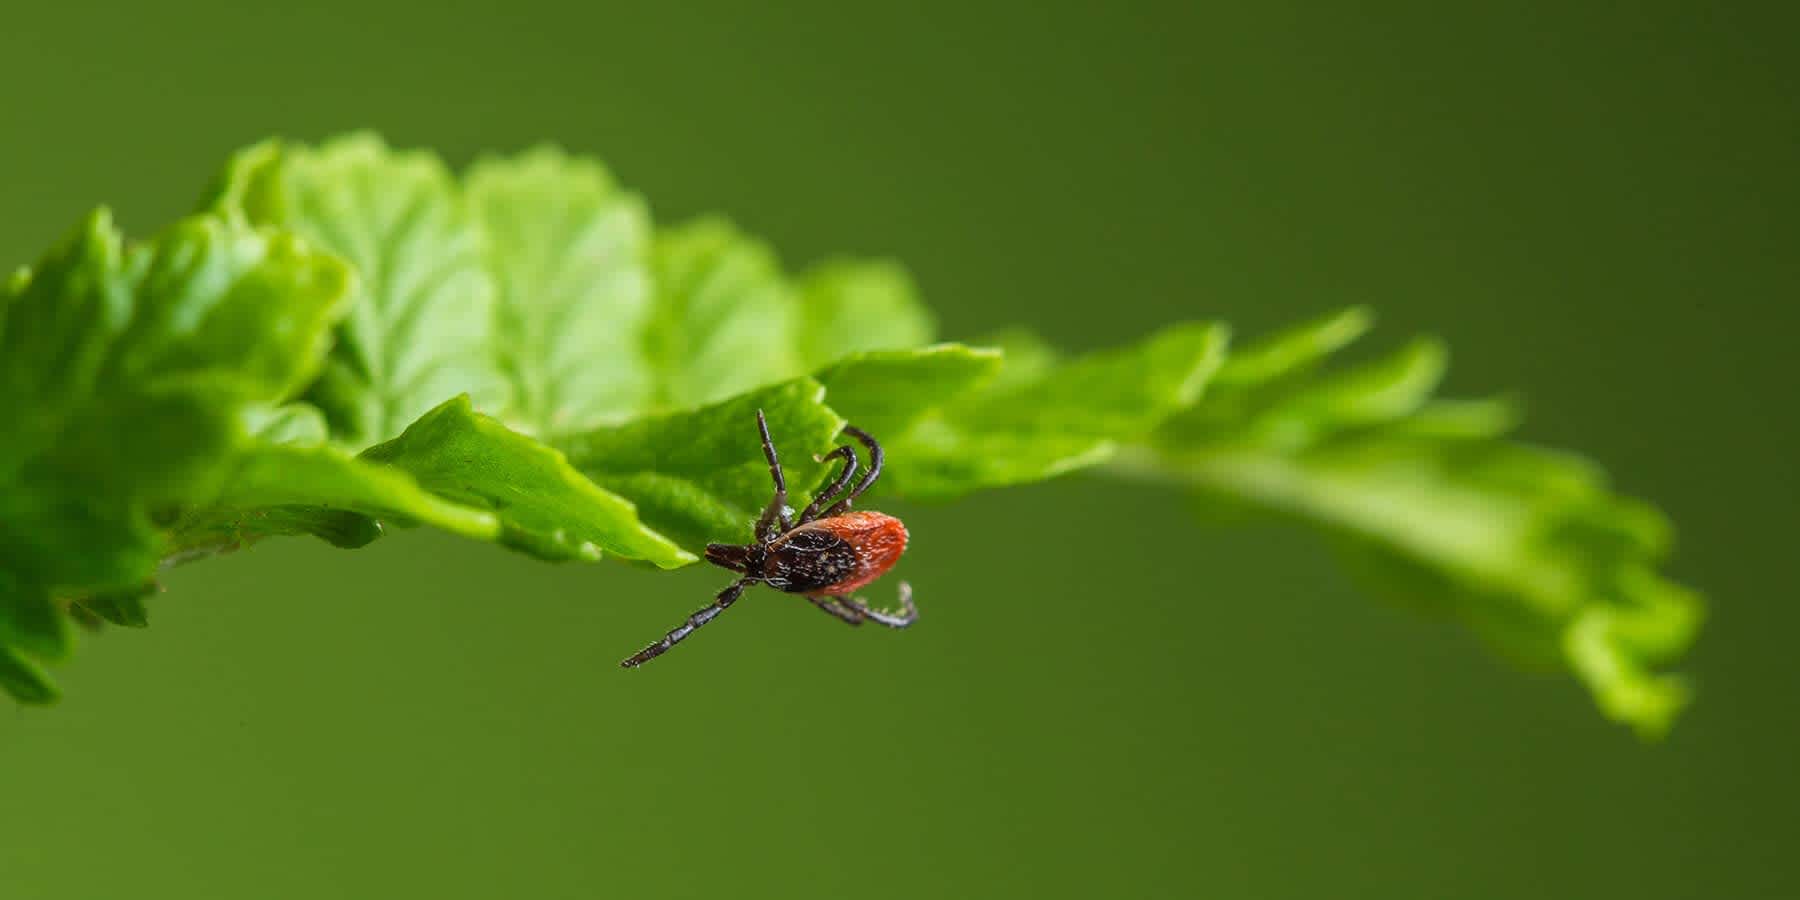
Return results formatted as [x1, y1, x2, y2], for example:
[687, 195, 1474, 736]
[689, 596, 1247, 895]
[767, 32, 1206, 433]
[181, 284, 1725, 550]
[0, 134, 1701, 735]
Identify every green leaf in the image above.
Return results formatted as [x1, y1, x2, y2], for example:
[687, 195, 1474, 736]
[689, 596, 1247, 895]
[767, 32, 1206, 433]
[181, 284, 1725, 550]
[638, 224, 947, 417]
[644, 219, 803, 411]
[185, 137, 956, 563]
[466, 147, 655, 434]
[560, 346, 1009, 552]
[188, 138, 960, 568]
[1136, 313, 1704, 738]
[0, 645, 58, 705]
[0, 571, 68, 662]
[6, 133, 1704, 736]
[209, 133, 508, 447]
[211, 138, 946, 434]
[970, 328, 1062, 393]
[76, 584, 155, 628]
[559, 379, 845, 550]
[168, 441, 502, 557]
[1165, 336, 1449, 453]
[877, 322, 1229, 499]
[362, 395, 693, 567]
[0, 207, 352, 694]
[1210, 305, 1371, 387]
[794, 260, 936, 370]
[246, 403, 331, 444]
[813, 344, 1003, 438]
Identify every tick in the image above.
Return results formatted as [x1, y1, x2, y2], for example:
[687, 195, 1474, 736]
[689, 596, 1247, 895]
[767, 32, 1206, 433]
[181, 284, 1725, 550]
[620, 411, 917, 667]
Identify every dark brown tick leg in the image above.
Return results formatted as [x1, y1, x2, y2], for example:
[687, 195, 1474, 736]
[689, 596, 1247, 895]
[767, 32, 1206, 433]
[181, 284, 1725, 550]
[798, 445, 857, 525]
[826, 425, 884, 516]
[621, 578, 752, 668]
[752, 410, 790, 540]
[808, 594, 866, 626]
[839, 582, 916, 628]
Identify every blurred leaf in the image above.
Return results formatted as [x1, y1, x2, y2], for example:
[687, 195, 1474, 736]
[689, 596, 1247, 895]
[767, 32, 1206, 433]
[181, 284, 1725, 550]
[467, 147, 655, 434]
[971, 328, 1061, 392]
[246, 403, 331, 444]
[0, 645, 57, 705]
[814, 344, 1003, 438]
[794, 260, 936, 370]
[878, 322, 1229, 499]
[1135, 312, 1704, 737]
[644, 219, 803, 411]
[75, 584, 154, 628]
[1210, 305, 1372, 387]
[0, 570, 67, 664]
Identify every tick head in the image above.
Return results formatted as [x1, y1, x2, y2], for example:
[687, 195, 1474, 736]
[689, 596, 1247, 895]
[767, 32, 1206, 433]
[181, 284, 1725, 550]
[704, 543, 753, 572]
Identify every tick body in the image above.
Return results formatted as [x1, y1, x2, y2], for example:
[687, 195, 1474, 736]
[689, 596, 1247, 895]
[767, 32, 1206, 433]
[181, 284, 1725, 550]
[621, 413, 917, 668]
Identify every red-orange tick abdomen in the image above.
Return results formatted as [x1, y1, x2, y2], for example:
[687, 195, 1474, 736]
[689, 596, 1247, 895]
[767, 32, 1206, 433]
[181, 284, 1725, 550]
[805, 510, 908, 596]
[755, 510, 907, 597]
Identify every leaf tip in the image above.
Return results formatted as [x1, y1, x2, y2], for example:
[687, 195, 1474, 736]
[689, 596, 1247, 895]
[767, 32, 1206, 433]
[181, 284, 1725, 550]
[0, 646, 60, 706]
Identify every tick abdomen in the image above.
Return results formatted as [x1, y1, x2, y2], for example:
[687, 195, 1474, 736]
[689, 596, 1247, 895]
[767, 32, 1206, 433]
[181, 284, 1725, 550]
[763, 511, 908, 596]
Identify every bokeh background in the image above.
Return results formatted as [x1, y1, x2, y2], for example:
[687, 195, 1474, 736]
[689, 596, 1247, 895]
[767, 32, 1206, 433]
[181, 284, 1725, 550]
[3, 2, 1795, 897]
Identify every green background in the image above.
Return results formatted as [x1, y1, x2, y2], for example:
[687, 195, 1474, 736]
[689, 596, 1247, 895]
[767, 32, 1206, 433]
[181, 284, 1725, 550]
[3, 2, 1794, 897]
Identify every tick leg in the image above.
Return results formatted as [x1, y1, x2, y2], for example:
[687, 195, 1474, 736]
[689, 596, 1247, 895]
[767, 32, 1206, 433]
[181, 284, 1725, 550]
[839, 581, 916, 629]
[826, 424, 883, 515]
[621, 579, 752, 668]
[797, 445, 857, 524]
[808, 594, 866, 626]
[753, 410, 791, 540]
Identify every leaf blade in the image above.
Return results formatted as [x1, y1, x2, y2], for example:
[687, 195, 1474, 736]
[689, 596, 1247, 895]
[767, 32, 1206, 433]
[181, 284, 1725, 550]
[362, 396, 693, 568]
[1137, 312, 1704, 737]
[169, 440, 502, 558]
[0, 206, 353, 699]
[814, 343, 1003, 438]
[880, 322, 1229, 499]
[794, 260, 936, 371]
[559, 379, 845, 551]
[644, 219, 803, 412]
[467, 147, 656, 434]
[210, 133, 507, 446]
